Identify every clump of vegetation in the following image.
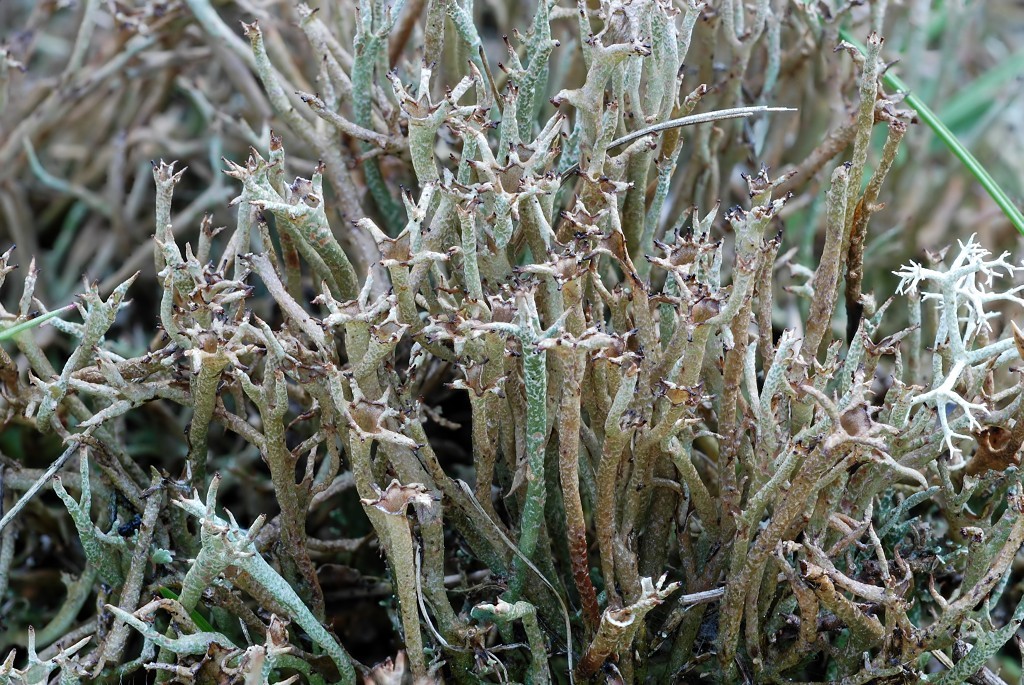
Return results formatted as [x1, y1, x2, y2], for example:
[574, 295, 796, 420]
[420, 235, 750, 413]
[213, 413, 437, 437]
[1, 0, 1024, 683]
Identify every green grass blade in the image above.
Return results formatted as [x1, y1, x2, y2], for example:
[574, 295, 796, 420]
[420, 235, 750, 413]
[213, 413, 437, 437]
[840, 29, 1024, 237]
[939, 52, 1024, 133]
[0, 304, 76, 342]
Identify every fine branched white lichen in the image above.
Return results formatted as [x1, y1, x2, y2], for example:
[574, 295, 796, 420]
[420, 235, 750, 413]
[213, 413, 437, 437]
[1, 1, 1023, 684]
